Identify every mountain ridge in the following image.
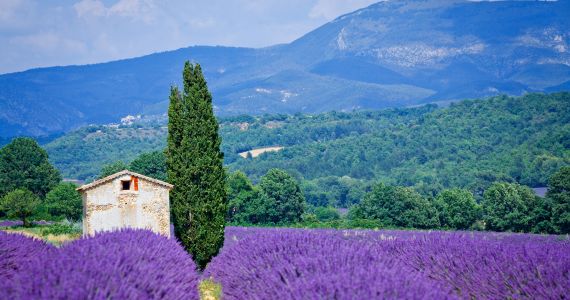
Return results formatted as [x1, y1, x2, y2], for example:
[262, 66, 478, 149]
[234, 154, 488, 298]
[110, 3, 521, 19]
[1, 0, 569, 137]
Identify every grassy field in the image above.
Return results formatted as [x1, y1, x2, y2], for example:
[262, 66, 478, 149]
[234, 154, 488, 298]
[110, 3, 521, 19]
[238, 146, 284, 158]
[2, 227, 79, 246]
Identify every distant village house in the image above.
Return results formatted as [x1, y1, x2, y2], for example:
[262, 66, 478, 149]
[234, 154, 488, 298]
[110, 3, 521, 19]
[77, 170, 173, 237]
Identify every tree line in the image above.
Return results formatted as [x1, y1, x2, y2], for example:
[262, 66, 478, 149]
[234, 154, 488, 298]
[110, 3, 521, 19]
[223, 167, 569, 235]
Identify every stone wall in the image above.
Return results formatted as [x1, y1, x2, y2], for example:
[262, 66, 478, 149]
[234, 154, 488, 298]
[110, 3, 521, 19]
[82, 174, 170, 237]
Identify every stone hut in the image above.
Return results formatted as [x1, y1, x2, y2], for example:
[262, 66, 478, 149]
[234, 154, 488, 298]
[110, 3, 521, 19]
[77, 170, 173, 237]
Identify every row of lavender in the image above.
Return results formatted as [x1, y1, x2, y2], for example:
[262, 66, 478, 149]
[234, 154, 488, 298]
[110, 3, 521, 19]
[205, 227, 570, 299]
[0, 230, 200, 299]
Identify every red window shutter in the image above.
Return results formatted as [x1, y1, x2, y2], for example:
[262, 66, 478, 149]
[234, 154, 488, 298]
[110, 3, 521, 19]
[132, 176, 139, 191]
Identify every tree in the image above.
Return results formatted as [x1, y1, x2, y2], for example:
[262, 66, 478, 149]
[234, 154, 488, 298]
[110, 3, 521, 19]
[1, 189, 40, 227]
[435, 188, 480, 229]
[349, 183, 439, 229]
[313, 206, 341, 222]
[98, 161, 128, 179]
[481, 182, 538, 232]
[259, 169, 305, 224]
[0, 138, 61, 198]
[130, 151, 167, 181]
[44, 182, 82, 221]
[167, 62, 227, 269]
[546, 166, 570, 234]
[226, 171, 268, 224]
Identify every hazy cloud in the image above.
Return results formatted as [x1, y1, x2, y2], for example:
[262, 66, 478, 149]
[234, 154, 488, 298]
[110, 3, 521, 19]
[0, 0, 377, 74]
[309, 0, 378, 19]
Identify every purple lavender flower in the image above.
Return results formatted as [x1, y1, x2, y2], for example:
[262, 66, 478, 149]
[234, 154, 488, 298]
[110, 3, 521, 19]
[206, 228, 456, 299]
[0, 231, 53, 281]
[5, 229, 200, 300]
[207, 227, 570, 299]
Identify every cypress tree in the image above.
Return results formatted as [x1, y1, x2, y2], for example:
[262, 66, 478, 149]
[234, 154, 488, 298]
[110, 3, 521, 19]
[167, 61, 227, 269]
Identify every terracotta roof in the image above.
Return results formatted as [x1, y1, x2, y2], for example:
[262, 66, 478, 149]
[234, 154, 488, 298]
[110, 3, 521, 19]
[77, 170, 173, 192]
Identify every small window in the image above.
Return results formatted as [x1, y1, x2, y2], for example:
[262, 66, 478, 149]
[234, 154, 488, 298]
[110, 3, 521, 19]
[121, 180, 131, 191]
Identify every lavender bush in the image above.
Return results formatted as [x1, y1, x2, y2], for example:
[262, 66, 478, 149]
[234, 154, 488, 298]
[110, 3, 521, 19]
[206, 228, 455, 299]
[0, 231, 52, 281]
[4, 229, 200, 300]
[207, 227, 570, 299]
[400, 232, 570, 299]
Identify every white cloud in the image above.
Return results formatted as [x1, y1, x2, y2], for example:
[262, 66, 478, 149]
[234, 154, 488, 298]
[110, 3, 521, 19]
[309, 0, 378, 20]
[3, 0, 376, 73]
[0, 0, 26, 21]
[74, 0, 106, 18]
[10, 32, 87, 53]
[108, 0, 156, 22]
[74, 0, 156, 22]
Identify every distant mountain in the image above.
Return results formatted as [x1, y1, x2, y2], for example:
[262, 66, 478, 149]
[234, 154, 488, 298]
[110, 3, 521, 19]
[1, 0, 569, 137]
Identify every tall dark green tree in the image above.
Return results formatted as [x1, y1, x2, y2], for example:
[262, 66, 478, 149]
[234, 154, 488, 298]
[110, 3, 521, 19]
[0, 137, 61, 198]
[167, 62, 227, 269]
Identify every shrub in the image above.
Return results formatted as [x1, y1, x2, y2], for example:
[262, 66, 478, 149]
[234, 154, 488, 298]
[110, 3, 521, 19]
[39, 223, 80, 236]
[206, 228, 453, 299]
[313, 206, 340, 221]
[0, 231, 52, 281]
[208, 227, 570, 299]
[6, 229, 200, 299]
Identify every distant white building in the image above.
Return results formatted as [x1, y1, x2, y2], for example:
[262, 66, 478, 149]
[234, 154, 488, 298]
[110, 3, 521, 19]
[77, 170, 173, 237]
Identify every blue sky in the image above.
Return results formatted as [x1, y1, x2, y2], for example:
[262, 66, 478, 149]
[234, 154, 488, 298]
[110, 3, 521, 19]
[0, 0, 378, 74]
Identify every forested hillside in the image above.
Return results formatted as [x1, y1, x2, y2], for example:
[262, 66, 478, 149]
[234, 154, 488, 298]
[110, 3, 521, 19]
[45, 93, 570, 204]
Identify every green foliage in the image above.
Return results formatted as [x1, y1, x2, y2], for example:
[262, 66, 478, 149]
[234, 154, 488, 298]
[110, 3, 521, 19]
[349, 183, 439, 229]
[259, 169, 306, 224]
[44, 182, 82, 221]
[46, 124, 166, 181]
[226, 171, 265, 224]
[312, 206, 341, 221]
[481, 182, 538, 232]
[167, 62, 227, 269]
[46, 93, 569, 203]
[435, 188, 480, 229]
[40, 223, 80, 236]
[98, 161, 128, 179]
[129, 151, 167, 181]
[302, 176, 370, 207]
[0, 189, 40, 227]
[546, 166, 570, 234]
[227, 93, 570, 196]
[0, 137, 61, 198]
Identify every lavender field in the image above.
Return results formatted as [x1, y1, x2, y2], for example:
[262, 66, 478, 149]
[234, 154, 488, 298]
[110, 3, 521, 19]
[1, 230, 200, 299]
[1, 227, 569, 299]
[206, 227, 570, 300]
